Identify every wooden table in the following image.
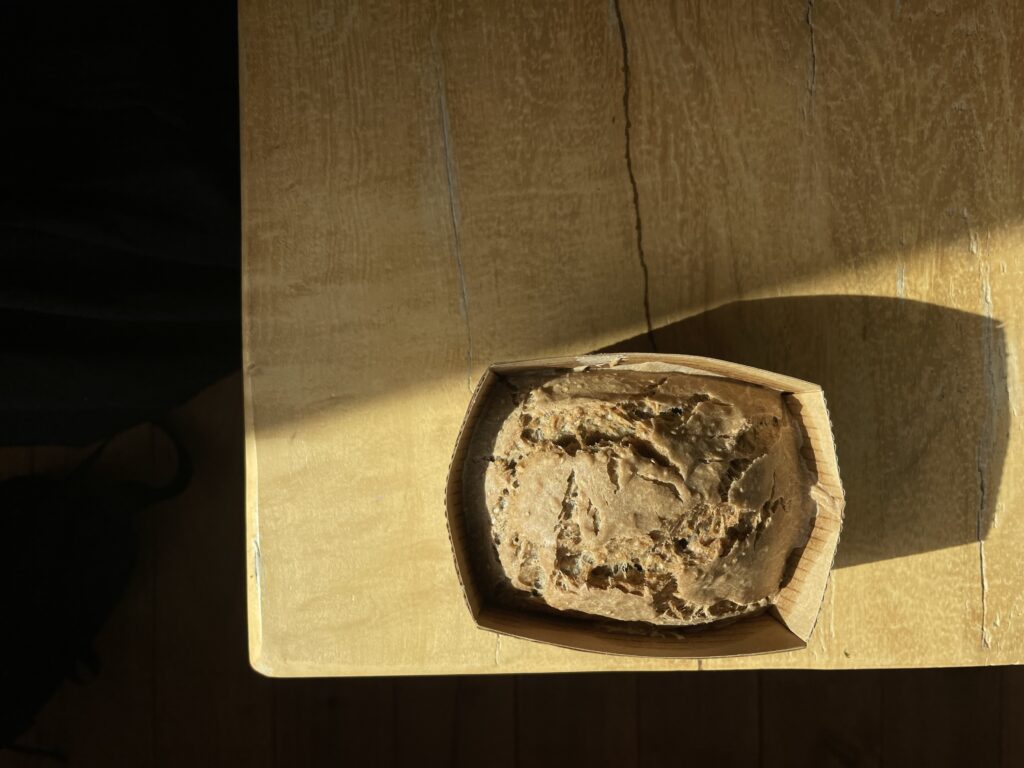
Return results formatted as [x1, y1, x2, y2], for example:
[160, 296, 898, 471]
[241, 0, 1024, 675]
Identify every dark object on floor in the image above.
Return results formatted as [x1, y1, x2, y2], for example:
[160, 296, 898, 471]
[0, 2, 241, 445]
[0, 427, 191, 749]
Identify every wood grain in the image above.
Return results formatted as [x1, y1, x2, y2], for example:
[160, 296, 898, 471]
[452, 676, 517, 768]
[761, 670, 882, 767]
[516, 673, 638, 767]
[882, 667, 1002, 766]
[152, 388, 276, 768]
[637, 671, 760, 765]
[241, 0, 1024, 674]
[1003, 666, 1024, 767]
[394, 677, 458, 766]
[7, 379, 1024, 767]
[273, 678, 396, 766]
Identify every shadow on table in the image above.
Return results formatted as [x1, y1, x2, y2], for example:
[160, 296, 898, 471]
[597, 296, 1009, 568]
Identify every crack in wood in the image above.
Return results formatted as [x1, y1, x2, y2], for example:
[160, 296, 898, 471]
[435, 52, 474, 392]
[805, 0, 817, 116]
[612, 0, 656, 351]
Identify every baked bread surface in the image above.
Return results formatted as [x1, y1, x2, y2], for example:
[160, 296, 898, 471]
[463, 369, 816, 627]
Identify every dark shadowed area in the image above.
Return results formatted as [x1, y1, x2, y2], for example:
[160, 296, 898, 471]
[600, 296, 1009, 567]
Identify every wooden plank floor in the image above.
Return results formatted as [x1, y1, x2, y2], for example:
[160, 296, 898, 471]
[2, 376, 1022, 767]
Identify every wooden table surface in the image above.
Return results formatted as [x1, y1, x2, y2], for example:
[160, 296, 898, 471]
[241, 0, 1023, 675]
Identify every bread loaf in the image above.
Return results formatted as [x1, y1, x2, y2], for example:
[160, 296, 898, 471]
[462, 369, 817, 627]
